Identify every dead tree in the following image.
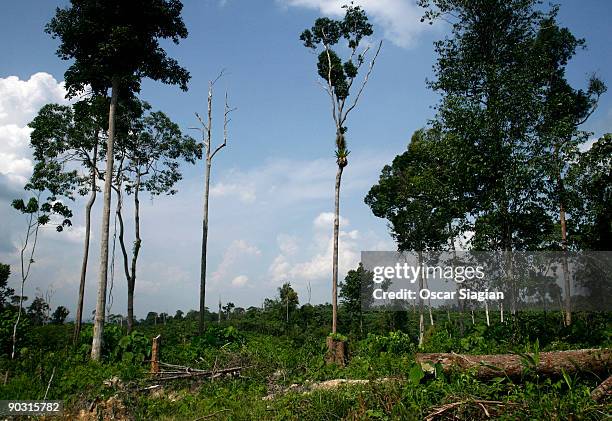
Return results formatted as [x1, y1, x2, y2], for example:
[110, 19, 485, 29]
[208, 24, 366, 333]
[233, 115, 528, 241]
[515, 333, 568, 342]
[192, 71, 235, 334]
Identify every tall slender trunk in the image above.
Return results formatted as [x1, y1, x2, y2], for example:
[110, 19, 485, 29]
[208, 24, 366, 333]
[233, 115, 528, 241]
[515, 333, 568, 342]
[484, 299, 490, 326]
[74, 138, 98, 343]
[91, 76, 119, 361]
[559, 185, 571, 326]
[418, 251, 425, 347]
[127, 173, 142, 332]
[424, 276, 434, 326]
[199, 158, 211, 334]
[12, 212, 39, 359]
[331, 164, 343, 334]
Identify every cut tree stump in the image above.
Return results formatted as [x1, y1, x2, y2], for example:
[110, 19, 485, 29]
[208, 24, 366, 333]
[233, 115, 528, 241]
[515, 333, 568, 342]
[416, 348, 611, 380]
[326, 337, 347, 367]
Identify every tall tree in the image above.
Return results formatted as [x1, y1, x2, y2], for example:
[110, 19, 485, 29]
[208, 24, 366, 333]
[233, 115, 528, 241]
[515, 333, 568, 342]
[419, 0, 570, 314]
[192, 72, 235, 334]
[533, 16, 606, 325]
[27, 98, 107, 341]
[300, 4, 381, 335]
[114, 104, 199, 332]
[47, 0, 191, 360]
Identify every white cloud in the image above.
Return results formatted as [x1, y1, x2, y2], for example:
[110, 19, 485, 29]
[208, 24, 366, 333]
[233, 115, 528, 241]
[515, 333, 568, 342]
[231, 275, 249, 287]
[211, 239, 261, 284]
[0, 73, 68, 187]
[279, 0, 426, 48]
[210, 180, 256, 203]
[269, 211, 360, 285]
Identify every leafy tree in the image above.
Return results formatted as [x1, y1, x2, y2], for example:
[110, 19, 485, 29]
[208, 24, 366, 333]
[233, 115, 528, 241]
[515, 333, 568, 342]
[27, 297, 50, 326]
[47, 0, 191, 360]
[300, 3, 381, 335]
[51, 306, 70, 324]
[278, 283, 299, 323]
[0, 263, 14, 310]
[174, 309, 184, 321]
[567, 134, 612, 250]
[366, 129, 473, 342]
[339, 263, 374, 336]
[531, 16, 606, 325]
[418, 0, 579, 315]
[27, 97, 108, 341]
[113, 103, 199, 332]
[222, 302, 235, 320]
[145, 311, 159, 325]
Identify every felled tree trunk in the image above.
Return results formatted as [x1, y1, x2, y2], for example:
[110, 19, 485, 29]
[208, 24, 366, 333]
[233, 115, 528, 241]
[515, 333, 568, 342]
[591, 375, 612, 402]
[416, 348, 611, 380]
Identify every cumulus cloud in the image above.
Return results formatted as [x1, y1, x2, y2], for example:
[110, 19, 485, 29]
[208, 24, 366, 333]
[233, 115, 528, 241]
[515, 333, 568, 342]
[0, 73, 68, 186]
[210, 180, 257, 203]
[269, 211, 360, 285]
[279, 0, 426, 48]
[211, 239, 261, 284]
[231, 275, 249, 287]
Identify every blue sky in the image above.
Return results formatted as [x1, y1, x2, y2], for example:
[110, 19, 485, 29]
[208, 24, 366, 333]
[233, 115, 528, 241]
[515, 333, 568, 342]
[1, 0, 610, 318]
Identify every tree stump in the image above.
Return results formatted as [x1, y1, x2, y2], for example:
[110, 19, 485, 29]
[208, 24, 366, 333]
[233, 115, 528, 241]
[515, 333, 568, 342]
[150, 335, 161, 374]
[326, 336, 347, 367]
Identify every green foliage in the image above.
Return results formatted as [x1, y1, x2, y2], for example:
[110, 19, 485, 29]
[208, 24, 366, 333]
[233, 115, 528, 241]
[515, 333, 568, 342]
[46, 0, 191, 96]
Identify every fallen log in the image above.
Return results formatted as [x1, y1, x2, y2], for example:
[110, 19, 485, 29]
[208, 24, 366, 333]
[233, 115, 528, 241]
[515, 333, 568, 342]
[416, 348, 611, 380]
[591, 375, 612, 402]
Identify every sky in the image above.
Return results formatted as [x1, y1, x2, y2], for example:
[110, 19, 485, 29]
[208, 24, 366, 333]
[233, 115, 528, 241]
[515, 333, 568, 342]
[0, 0, 611, 319]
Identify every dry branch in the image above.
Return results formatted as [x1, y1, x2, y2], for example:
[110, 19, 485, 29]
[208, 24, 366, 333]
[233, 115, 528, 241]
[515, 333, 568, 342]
[416, 348, 611, 380]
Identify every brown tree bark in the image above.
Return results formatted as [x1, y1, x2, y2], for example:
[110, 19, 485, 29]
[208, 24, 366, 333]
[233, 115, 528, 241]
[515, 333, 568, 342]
[416, 348, 611, 380]
[591, 375, 612, 402]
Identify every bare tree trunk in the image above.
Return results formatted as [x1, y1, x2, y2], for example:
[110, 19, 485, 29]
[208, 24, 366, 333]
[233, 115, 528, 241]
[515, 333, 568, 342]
[560, 201, 571, 326]
[331, 164, 343, 334]
[74, 138, 98, 343]
[424, 275, 434, 326]
[484, 299, 490, 326]
[197, 78, 232, 334]
[92, 76, 119, 361]
[471, 309, 475, 325]
[500, 302, 504, 323]
[200, 158, 211, 334]
[127, 174, 142, 332]
[418, 251, 425, 347]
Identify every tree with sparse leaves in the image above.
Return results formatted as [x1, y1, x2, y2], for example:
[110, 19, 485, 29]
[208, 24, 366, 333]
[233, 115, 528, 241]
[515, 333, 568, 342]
[113, 102, 200, 332]
[300, 3, 381, 335]
[28, 97, 108, 341]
